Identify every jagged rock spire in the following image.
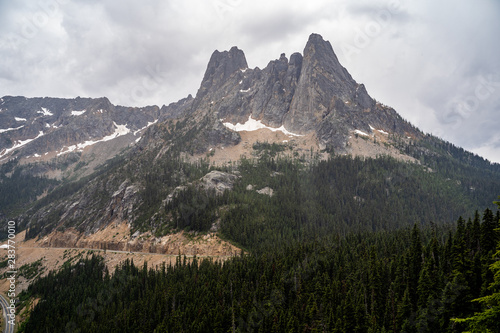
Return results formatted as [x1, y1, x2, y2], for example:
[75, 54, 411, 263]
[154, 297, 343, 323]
[196, 46, 248, 100]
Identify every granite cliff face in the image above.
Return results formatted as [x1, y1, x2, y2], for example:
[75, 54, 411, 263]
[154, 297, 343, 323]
[151, 33, 420, 154]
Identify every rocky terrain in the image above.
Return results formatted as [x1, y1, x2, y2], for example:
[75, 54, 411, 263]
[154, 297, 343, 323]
[158, 33, 419, 152]
[0, 227, 239, 298]
[2, 33, 497, 271]
[0, 96, 163, 180]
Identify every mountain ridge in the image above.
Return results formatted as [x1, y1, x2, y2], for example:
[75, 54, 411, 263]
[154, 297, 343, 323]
[1, 32, 500, 244]
[135, 33, 422, 156]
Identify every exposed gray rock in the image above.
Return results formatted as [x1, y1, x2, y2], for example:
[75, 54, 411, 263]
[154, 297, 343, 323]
[200, 170, 239, 195]
[193, 33, 421, 152]
[163, 171, 239, 206]
[257, 187, 274, 197]
[164, 185, 188, 205]
[284, 34, 355, 132]
[193, 46, 248, 111]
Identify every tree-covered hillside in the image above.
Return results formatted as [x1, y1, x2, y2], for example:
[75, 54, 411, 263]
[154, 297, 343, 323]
[140, 141, 500, 253]
[17, 207, 500, 332]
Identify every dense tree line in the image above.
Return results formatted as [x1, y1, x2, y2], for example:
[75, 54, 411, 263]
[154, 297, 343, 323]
[17, 207, 500, 332]
[162, 151, 497, 253]
[0, 160, 58, 219]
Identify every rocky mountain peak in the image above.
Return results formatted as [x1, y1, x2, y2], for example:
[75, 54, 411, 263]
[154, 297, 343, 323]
[196, 46, 248, 100]
[182, 33, 418, 152]
[282, 34, 362, 134]
[289, 52, 303, 67]
[303, 33, 354, 85]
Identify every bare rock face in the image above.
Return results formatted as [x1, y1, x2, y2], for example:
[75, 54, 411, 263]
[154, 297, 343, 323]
[23, 176, 142, 237]
[284, 33, 360, 134]
[247, 52, 303, 127]
[256, 187, 274, 197]
[186, 33, 420, 153]
[165, 170, 239, 205]
[200, 170, 239, 195]
[193, 46, 248, 111]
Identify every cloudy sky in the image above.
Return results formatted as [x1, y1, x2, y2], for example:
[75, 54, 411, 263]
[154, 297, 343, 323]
[1, 0, 499, 162]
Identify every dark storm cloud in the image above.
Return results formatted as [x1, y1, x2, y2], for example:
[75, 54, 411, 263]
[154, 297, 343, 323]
[0, 0, 499, 162]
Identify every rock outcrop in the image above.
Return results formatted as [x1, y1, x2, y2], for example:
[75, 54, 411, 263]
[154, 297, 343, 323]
[199, 170, 239, 195]
[36, 225, 240, 256]
[165, 170, 239, 205]
[165, 33, 421, 153]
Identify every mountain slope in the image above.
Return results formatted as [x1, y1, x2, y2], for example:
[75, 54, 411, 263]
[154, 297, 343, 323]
[135, 33, 420, 157]
[0, 96, 162, 163]
[0, 96, 168, 217]
[2, 33, 499, 250]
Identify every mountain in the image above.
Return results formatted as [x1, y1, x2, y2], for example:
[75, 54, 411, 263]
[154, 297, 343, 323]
[0, 96, 163, 175]
[1, 33, 499, 246]
[4, 33, 500, 333]
[137, 33, 419, 156]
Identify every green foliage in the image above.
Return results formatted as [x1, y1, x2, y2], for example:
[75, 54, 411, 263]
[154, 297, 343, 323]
[165, 185, 225, 232]
[0, 257, 8, 269]
[0, 161, 59, 217]
[130, 150, 212, 233]
[252, 141, 288, 157]
[452, 198, 500, 332]
[218, 155, 494, 253]
[17, 208, 500, 332]
[18, 259, 45, 280]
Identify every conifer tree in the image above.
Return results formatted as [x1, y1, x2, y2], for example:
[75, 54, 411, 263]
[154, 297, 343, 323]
[452, 197, 500, 332]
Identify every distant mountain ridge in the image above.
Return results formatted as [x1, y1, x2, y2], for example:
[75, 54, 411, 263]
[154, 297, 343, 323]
[0, 96, 161, 163]
[0, 33, 484, 168]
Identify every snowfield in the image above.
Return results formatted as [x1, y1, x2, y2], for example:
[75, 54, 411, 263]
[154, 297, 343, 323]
[222, 116, 303, 137]
[0, 131, 45, 158]
[58, 122, 131, 156]
[37, 107, 53, 116]
[354, 130, 370, 137]
[0, 125, 24, 134]
[71, 110, 86, 116]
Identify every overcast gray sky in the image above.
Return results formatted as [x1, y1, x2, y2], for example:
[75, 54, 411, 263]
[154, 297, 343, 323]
[1, 0, 499, 162]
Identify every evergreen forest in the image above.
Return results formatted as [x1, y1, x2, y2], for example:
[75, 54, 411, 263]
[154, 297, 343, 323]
[16, 206, 500, 332]
[7, 141, 500, 332]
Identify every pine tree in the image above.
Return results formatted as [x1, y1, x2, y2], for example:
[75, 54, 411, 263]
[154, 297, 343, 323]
[481, 208, 497, 254]
[409, 224, 423, 310]
[452, 197, 500, 332]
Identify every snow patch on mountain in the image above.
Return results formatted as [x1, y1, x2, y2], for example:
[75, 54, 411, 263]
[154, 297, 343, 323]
[37, 107, 53, 116]
[57, 122, 131, 156]
[0, 131, 45, 159]
[222, 116, 303, 137]
[71, 110, 86, 116]
[133, 120, 158, 136]
[354, 130, 370, 137]
[0, 125, 24, 134]
[369, 124, 389, 135]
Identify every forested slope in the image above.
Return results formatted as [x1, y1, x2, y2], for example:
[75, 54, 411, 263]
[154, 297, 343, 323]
[17, 207, 500, 332]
